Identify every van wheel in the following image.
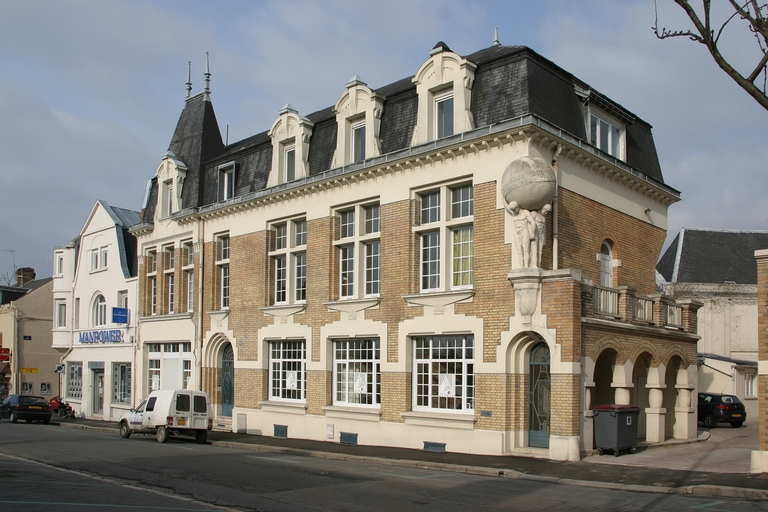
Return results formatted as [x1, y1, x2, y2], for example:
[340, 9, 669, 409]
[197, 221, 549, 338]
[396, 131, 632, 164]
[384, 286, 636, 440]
[195, 430, 207, 444]
[120, 421, 132, 439]
[156, 426, 168, 443]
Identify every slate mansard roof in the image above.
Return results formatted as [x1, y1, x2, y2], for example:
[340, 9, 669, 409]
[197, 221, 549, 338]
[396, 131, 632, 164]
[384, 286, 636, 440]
[140, 44, 668, 223]
[657, 228, 768, 285]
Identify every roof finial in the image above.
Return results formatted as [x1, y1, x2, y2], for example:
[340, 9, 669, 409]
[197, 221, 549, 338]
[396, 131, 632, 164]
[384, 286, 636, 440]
[493, 27, 500, 46]
[185, 61, 192, 99]
[204, 52, 211, 100]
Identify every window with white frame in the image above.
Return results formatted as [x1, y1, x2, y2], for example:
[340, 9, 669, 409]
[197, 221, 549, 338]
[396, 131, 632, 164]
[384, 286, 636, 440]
[102, 247, 108, 269]
[67, 362, 82, 399]
[93, 294, 107, 327]
[55, 299, 66, 328]
[269, 218, 307, 305]
[269, 340, 306, 401]
[148, 358, 160, 392]
[117, 290, 128, 310]
[416, 184, 473, 292]
[284, 145, 296, 182]
[183, 360, 192, 389]
[589, 110, 624, 160]
[745, 372, 756, 397]
[55, 253, 64, 276]
[147, 249, 157, 273]
[414, 335, 474, 412]
[164, 180, 174, 217]
[334, 338, 380, 406]
[182, 241, 194, 313]
[333, 203, 380, 299]
[218, 163, 236, 201]
[217, 235, 230, 309]
[435, 90, 454, 139]
[150, 277, 157, 315]
[351, 120, 366, 163]
[164, 246, 175, 314]
[91, 246, 108, 272]
[146, 343, 192, 392]
[112, 363, 131, 404]
[599, 241, 613, 288]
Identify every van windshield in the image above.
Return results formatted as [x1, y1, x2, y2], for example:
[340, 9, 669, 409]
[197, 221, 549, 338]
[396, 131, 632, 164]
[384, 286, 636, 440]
[176, 394, 190, 412]
[194, 395, 207, 413]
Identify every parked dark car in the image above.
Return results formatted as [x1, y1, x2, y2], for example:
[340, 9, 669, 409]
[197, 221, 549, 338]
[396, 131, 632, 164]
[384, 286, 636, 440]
[0, 395, 52, 424]
[698, 393, 746, 428]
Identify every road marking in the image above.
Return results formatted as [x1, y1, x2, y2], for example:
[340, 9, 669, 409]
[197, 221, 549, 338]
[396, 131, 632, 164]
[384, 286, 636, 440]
[691, 502, 735, 511]
[246, 455, 302, 464]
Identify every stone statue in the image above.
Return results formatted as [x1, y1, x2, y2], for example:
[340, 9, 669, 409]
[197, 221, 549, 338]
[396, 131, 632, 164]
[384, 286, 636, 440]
[530, 204, 551, 268]
[507, 201, 534, 268]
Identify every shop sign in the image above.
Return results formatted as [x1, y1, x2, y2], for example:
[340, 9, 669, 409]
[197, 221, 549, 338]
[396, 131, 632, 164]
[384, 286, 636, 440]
[20, 368, 38, 374]
[112, 307, 129, 324]
[79, 330, 125, 344]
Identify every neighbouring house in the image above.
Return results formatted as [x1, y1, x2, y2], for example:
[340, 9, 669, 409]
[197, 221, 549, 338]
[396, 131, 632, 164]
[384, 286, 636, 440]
[657, 228, 768, 423]
[0, 268, 57, 399]
[53, 200, 140, 420]
[124, 41, 700, 461]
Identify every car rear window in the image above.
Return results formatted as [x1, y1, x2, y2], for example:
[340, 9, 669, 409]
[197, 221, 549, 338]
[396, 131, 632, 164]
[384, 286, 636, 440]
[20, 396, 47, 406]
[193, 395, 207, 413]
[720, 395, 741, 404]
[176, 394, 190, 412]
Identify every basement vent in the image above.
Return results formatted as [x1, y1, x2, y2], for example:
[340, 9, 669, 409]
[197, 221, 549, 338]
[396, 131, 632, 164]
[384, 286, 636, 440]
[423, 441, 446, 452]
[340, 432, 358, 445]
[274, 424, 288, 438]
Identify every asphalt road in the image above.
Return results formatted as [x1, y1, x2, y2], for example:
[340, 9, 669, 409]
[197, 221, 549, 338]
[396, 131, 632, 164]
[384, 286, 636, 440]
[0, 421, 765, 511]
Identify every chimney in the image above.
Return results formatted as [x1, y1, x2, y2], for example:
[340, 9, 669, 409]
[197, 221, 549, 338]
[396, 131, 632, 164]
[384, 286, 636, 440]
[14, 267, 35, 287]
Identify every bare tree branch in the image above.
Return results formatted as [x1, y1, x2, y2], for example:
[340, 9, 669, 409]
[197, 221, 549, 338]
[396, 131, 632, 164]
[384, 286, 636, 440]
[653, 0, 768, 111]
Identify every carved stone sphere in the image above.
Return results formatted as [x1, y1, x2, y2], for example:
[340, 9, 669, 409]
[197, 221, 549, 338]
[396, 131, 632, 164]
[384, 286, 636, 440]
[501, 156, 557, 211]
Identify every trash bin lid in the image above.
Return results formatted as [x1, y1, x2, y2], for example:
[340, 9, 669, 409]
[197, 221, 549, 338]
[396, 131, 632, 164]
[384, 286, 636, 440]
[592, 404, 640, 411]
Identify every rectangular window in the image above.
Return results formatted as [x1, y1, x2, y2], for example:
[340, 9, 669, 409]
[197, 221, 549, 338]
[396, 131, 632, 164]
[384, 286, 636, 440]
[185, 270, 194, 312]
[420, 191, 440, 224]
[590, 114, 623, 159]
[183, 360, 192, 389]
[118, 290, 129, 310]
[148, 250, 157, 273]
[220, 265, 229, 309]
[150, 277, 157, 315]
[274, 223, 287, 250]
[334, 338, 380, 406]
[745, 373, 756, 397]
[74, 298, 80, 329]
[112, 363, 131, 403]
[217, 235, 230, 310]
[218, 164, 236, 201]
[414, 335, 474, 412]
[167, 274, 175, 314]
[56, 254, 64, 275]
[270, 340, 306, 401]
[340, 210, 355, 238]
[166, 183, 174, 217]
[148, 359, 160, 392]
[452, 226, 473, 288]
[295, 253, 306, 302]
[67, 362, 83, 399]
[451, 185, 473, 219]
[340, 245, 355, 298]
[102, 247, 108, 269]
[294, 220, 307, 247]
[435, 92, 454, 139]
[218, 236, 230, 261]
[166, 248, 175, 270]
[284, 146, 296, 182]
[183, 241, 194, 266]
[352, 122, 366, 163]
[365, 241, 380, 296]
[92, 250, 99, 271]
[364, 204, 380, 234]
[421, 231, 440, 291]
[56, 300, 66, 328]
[274, 255, 287, 304]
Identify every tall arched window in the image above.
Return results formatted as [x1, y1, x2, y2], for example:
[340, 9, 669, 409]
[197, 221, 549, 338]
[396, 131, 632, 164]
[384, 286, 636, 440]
[599, 241, 613, 287]
[93, 295, 107, 327]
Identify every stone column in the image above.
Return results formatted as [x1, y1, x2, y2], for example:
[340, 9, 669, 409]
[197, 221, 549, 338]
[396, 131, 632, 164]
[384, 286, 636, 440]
[644, 385, 666, 443]
[674, 385, 696, 439]
[751, 249, 768, 472]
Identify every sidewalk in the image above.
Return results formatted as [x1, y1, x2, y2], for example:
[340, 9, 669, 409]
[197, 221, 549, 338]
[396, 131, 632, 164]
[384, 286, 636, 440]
[56, 417, 768, 501]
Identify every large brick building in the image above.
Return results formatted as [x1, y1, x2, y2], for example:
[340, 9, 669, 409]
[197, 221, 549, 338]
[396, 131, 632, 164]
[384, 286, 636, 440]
[129, 42, 700, 460]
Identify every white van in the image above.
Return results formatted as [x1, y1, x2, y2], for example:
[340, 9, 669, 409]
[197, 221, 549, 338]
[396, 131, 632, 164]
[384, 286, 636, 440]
[118, 389, 212, 444]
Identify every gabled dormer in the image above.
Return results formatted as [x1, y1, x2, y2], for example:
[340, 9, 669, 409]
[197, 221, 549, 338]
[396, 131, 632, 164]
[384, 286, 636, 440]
[411, 42, 476, 146]
[331, 76, 384, 167]
[267, 104, 314, 187]
[154, 151, 188, 220]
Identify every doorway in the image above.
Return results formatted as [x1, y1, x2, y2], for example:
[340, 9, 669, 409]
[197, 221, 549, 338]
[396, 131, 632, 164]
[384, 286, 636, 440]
[93, 370, 104, 415]
[221, 343, 234, 417]
[528, 342, 551, 448]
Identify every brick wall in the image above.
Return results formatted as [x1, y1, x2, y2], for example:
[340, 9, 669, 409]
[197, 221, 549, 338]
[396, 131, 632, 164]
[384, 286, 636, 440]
[757, 253, 768, 450]
[542, 277, 582, 363]
[550, 373, 580, 436]
[380, 372, 411, 423]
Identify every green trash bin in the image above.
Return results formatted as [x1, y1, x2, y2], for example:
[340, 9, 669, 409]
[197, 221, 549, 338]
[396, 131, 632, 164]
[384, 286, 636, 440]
[593, 404, 639, 456]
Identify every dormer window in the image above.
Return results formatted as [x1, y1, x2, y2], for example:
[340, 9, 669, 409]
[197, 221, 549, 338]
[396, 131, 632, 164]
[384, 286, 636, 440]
[268, 105, 313, 187]
[218, 163, 236, 201]
[588, 108, 624, 160]
[411, 43, 476, 145]
[435, 91, 454, 139]
[165, 182, 174, 216]
[332, 77, 384, 167]
[154, 151, 187, 222]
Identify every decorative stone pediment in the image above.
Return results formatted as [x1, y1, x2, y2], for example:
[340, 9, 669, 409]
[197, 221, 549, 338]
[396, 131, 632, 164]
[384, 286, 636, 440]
[331, 76, 384, 167]
[267, 104, 313, 187]
[402, 289, 475, 315]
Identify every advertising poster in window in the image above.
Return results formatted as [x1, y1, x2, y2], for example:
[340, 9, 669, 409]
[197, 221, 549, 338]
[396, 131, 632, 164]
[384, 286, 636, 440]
[439, 374, 455, 398]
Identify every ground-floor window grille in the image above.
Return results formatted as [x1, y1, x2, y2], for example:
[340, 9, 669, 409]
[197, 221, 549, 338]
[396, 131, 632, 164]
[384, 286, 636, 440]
[112, 363, 131, 403]
[414, 335, 474, 412]
[67, 362, 83, 399]
[270, 340, 306, 401]
[334, 338, 380, 406]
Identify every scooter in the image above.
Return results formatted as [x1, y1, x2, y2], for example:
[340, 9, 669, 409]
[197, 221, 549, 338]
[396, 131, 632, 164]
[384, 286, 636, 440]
[53, 397, 76, 419]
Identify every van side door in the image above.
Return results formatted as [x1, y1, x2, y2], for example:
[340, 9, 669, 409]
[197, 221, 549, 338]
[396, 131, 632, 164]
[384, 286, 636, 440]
[141, 396, 158, 429]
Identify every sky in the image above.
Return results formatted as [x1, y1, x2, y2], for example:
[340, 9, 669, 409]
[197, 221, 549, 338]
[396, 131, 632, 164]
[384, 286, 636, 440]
[0, 0, 765, 283]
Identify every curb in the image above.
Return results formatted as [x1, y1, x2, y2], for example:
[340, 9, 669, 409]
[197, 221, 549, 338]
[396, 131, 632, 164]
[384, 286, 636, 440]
[58, 422, 767, 501]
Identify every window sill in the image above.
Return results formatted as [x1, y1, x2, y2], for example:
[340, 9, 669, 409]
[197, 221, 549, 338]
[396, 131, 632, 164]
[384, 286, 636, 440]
[323, 298, 380, 319]
[322, 405, 381, 422]
[207, 309, 229, 328]
[259, 400, 307, 415]
[402, 289, 475, 314]
[261, 304, 306, 322]
[401, 410, 476, 430]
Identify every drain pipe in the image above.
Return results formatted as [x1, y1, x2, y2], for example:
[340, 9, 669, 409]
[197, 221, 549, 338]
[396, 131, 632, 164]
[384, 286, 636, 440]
[551, 144, 563, 270]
